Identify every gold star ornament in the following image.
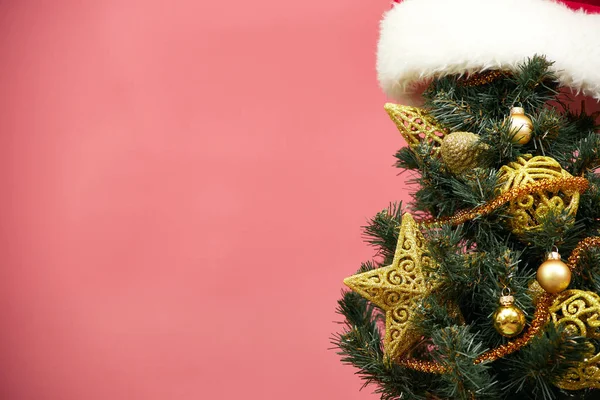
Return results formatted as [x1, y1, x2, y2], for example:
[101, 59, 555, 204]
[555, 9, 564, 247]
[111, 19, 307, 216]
[343, 213, 440, 361]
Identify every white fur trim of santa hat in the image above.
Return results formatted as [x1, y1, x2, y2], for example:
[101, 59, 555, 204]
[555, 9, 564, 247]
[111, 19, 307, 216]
[377, 0, 600, 103]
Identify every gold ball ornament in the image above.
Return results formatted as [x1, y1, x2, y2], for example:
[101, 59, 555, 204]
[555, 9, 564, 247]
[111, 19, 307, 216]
[536, 251, 571, 294]
[493, 294, 526, 338]
[440, 131, 489, 174]
[498, 155, 582, 237]
[508, 107, 533, 144]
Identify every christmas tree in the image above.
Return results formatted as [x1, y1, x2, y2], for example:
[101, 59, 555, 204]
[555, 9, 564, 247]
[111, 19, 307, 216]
[333, 1, 600, 399]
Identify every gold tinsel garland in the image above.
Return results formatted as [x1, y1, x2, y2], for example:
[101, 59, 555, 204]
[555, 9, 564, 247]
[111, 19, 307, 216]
[567, 237, 600, 272]
[459, 70, 506, 87]
[422, 176, 589, 228]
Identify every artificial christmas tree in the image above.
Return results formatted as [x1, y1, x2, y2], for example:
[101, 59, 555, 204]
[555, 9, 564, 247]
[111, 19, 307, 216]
[333, 1, 600, 398]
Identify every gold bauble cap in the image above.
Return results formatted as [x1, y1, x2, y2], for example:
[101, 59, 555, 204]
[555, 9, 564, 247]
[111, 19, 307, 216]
[510, 107, 525, 115]
[547, 251, 561, 261]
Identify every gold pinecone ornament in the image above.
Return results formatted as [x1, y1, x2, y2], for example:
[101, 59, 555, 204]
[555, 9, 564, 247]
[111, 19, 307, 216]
[440, 131, 489, 174]
[498, 155, 582, 237]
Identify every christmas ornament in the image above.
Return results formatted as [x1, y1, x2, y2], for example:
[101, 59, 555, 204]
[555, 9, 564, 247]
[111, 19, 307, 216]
[384, 103, 447, 155]
[493, 290, 526, 338]
[498, 155, 583, 237]
[508, 107, 533, 144]
[440, 131, 489, 174]
[536, 250, 572, 294]
[550, 290, 600, 390]
[343, 213, 440, 361]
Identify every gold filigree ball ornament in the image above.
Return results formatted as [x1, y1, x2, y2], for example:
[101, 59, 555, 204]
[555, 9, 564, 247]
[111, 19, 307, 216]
[440, 131, 489, 174]
[536, 250, 572, 294]
[550, 290, 600, 390]
[493, 290, 526, 338]
[508, 107, 533, 144]
[498, 155, 583, 238]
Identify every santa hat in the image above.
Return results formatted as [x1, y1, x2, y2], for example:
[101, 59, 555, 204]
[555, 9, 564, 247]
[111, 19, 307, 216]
[377, 0, 600, 103]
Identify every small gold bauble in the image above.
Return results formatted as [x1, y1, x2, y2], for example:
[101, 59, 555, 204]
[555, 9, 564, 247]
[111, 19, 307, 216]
[440, 131, 488, 174]
[493, 295, 526, 337]
[536, 251, 571, 294]
[509, 107, 533, 144]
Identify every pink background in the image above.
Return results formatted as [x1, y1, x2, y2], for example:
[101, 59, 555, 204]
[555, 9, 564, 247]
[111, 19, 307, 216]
[1, 1, 599, 399]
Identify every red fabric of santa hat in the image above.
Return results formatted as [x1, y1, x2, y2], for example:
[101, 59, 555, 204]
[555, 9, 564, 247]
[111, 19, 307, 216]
[392, 0, 600, 11]
[380, 0, 600, 103]
[562, 1, 600, 12]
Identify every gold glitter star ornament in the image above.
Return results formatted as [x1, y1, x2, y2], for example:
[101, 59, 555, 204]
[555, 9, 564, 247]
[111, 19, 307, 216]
[343, 213, 438, 361]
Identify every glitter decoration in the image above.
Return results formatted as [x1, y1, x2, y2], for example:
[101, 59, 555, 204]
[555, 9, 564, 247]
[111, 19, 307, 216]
[459, 70, 506, 87]
[440, 131, 489, 174]
[384, 103, 448, 155]
[498, 155, 583, 237]
[422, 176, 589, 228]
[550, 290, 600, 390]
[343, 213, 442, 361]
